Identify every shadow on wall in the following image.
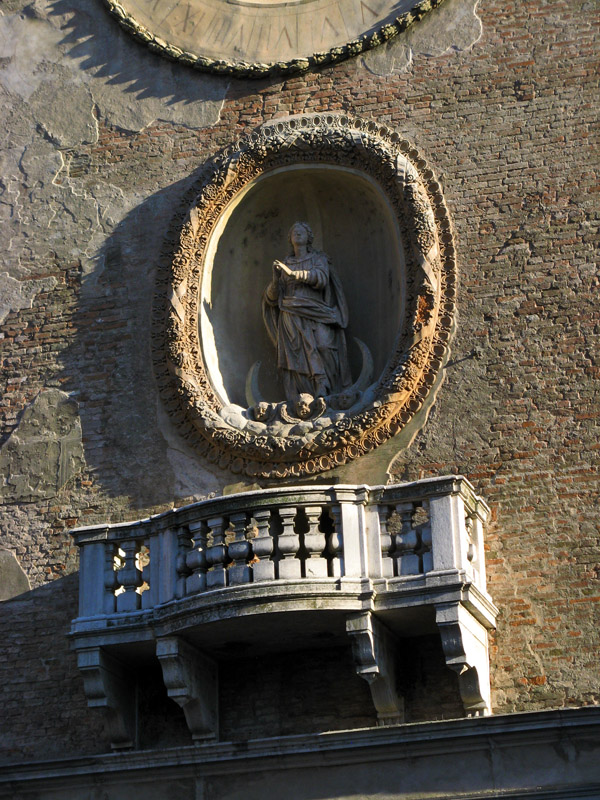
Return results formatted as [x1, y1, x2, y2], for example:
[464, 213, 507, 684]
[0, 573, 464, 764]
[57, 173, 227, 512]
[24, 0, 284, 512]
[0, 573, 190, 761]
[46, 0, 281, 115]
[0, 574, 105, 764]
[47, 0, 228, 110]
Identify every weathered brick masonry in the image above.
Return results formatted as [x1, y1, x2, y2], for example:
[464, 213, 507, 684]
[0, 0, 598, 763]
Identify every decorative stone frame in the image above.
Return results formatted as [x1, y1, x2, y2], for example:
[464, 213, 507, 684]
[103, 0, 446, 79]
[153, 113, 457, 479]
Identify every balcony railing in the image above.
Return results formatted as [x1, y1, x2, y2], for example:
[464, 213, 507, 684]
[70, 476, 498, 748]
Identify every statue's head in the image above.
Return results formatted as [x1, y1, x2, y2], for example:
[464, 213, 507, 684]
[332, 390, 359, 410]
[253, 402, 272, 422]
[295, 393, 314, 420]
[288, 221, 313, 253]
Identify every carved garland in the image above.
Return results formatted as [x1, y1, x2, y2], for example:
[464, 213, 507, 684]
[103, 0, 446, 79]
[153, 113, 457, 479]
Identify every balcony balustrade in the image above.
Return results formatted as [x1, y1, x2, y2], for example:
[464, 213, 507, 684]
[70, 476, 498, 748]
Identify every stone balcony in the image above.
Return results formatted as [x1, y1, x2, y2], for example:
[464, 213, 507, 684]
[70, 476, 498, 749]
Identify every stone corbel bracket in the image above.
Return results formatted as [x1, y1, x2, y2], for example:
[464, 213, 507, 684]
[436, 601, 494, 717]
[156, 636, 218, 741]
[426, 483, 497, 717]
[76, 647, 136, 750]
[347, 611, 404, 726]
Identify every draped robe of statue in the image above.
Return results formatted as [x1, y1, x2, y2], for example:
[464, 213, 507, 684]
[262, 249, 352, 402]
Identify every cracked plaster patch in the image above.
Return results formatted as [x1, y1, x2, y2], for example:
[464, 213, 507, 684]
[0, 0, 226, 135]
[0, 549, 31, 600]
[0, 133, 133, 287]
[361, 0, 482, 76]
[0, 0, 227, 288]
[0, 389, 85, 503]
[0, 272, 58, 325]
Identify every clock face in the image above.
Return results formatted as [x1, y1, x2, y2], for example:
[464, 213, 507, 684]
[106, 0, 439, 76]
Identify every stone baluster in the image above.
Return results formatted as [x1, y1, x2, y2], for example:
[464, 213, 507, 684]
[394, 503, 420, 575]
[143, 530, 159, 609]
[186, 520, 208, 595]
[327, 505, 344, 578]
[176, 526, 192, 599]
[116, 539, 142, 612]
[420, 517, 433, 573]
[464, 511, 479, 582]
[378, 504, 394, 578]
[103, 542, 119, 615]
[206, 516, 228, 589]
[277, 507, 301, 579]
[228, 511, 252, 585]
[252, 508, 275, 582]
[304, 505, 327, 578]
[140, 542, 152, 610]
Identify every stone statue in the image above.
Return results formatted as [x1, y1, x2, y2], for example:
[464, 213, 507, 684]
[262, 222, 352, 403]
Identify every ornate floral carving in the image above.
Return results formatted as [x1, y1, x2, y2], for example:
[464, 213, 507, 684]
[153, 113, 457, 479]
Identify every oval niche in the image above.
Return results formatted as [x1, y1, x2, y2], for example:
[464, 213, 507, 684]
[156, 113, 457, 479]
[202, 165, 405, 407]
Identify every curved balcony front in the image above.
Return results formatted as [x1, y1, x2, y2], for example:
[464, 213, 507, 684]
[70, 476, 498, 748]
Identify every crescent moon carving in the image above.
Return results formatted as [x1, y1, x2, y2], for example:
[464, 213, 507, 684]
[245, 360, 265, 408]
[348, 337, 374, 395]
[244, 338, 374, 409]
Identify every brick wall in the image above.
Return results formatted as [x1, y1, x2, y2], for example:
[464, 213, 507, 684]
[0, 0, 598, 763]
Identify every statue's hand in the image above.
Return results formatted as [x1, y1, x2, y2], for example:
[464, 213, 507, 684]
[270, 261, 282, 288]
[273, 259, 286, 272]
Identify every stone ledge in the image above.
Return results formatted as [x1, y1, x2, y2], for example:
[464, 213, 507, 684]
[1, 707, 599, 799]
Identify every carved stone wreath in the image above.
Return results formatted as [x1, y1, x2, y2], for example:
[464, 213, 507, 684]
[153, 113, 457, 479]
[103, 0, 446, 79]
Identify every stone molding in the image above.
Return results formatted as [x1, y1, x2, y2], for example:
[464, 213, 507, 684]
[1, 708, 600, 799]
[153, 113, 457, 479]
[102, 0, 446, 79]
